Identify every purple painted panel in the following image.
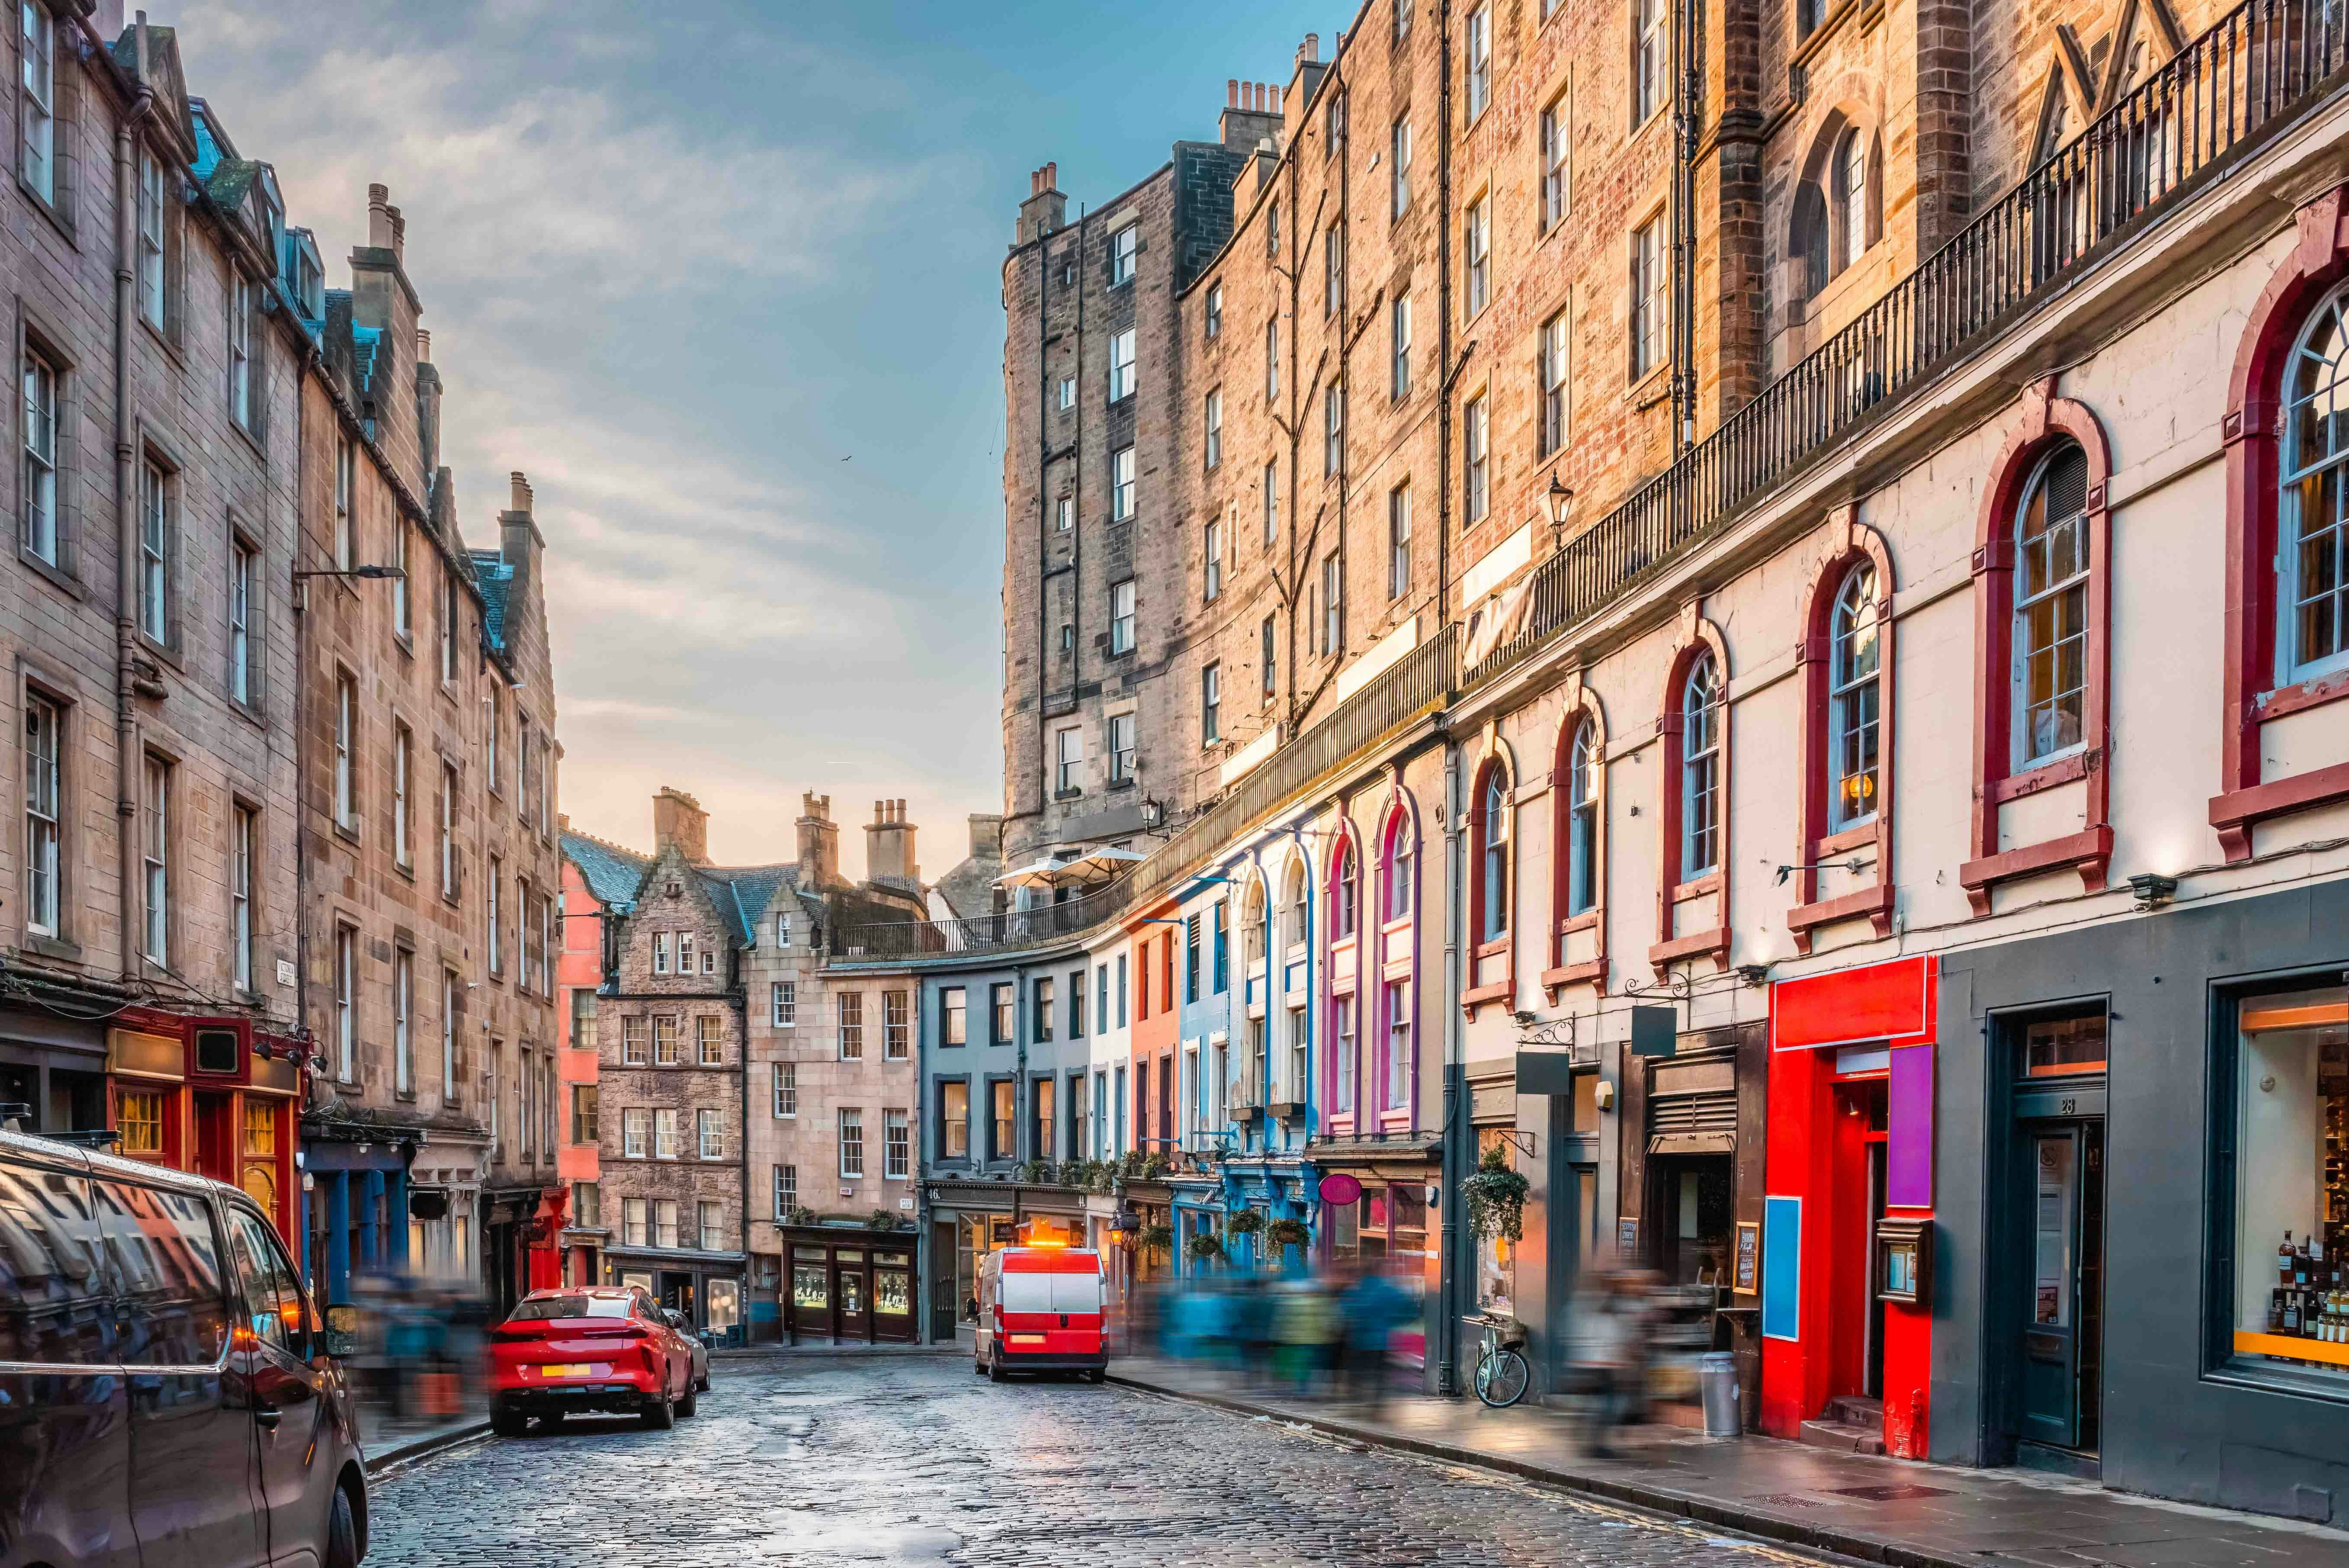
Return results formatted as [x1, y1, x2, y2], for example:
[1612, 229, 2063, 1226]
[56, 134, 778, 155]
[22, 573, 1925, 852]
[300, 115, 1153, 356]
[1887, 1044, 1934, 1208]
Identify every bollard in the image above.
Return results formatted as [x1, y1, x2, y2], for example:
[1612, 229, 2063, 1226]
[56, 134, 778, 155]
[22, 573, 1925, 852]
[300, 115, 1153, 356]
[1699, 1351, 1742, 1438]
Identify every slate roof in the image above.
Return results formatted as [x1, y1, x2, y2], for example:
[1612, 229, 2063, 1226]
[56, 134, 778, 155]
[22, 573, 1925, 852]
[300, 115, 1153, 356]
[561, 830, 651, 913]
[697, 865, 797, 947]
[469, 550, 513, 651]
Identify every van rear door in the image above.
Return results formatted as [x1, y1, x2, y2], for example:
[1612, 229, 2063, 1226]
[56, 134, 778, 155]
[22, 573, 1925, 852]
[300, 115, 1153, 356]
[1050, 1270, 1105, 1356]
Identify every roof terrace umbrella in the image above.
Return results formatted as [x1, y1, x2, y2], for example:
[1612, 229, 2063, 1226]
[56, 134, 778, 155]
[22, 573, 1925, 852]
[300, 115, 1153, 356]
[1061, 845, 1149, 884]
[994, 857, 1071, 890]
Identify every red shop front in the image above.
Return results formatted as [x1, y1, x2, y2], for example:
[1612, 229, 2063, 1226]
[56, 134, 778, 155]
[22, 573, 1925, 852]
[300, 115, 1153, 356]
[1761, 957, 1936, 1458]
[106, 1010, 305, 1247]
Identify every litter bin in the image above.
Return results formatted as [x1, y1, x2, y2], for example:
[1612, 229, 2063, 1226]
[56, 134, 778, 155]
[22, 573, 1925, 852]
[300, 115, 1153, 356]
[1699, 1351, 1741, 1437]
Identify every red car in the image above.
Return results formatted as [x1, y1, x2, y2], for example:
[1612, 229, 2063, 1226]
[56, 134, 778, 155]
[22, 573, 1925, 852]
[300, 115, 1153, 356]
[488, 1286, 698, 1435]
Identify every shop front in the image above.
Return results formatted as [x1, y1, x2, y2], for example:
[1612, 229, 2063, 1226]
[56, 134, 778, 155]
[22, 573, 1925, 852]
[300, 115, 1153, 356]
[0, 1000, 109, 1137]
[604, 1243, 745, 1343]
[1303, 1134, 1440, 1379]
[781, 1222, 920, 1344]
[1936, 879, 2349, 1523]
[105, 1013, 302, 1245]
[923, 1180, 1086, 1342]
[1617, 1019, 1768, 1431]
[301, 1113, 423, 1305]
[1763, 957, 1938, 1457]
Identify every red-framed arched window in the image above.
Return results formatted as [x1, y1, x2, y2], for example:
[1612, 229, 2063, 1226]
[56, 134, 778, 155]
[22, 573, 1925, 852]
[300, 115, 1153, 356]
[1960, 382, 2113, 913]
[1463, 752, 1516, 1015]
[1652, 623, 1733, 974]
[1373, 794, 1419, 1122]
[1791, 513, 1897, 950]
[2214, 185, 2349, 856]
[1545, 682, 1608, 993]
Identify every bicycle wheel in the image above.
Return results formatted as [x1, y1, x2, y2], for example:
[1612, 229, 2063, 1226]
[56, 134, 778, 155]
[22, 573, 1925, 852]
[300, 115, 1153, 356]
[1475, 1346, 1530, 1408]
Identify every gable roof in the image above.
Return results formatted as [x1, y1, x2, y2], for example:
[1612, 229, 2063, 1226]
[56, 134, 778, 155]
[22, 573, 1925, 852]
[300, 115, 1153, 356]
[562, 830, 651, 913]
[469, 550, 514, 651]
[696, 865, 797, 947]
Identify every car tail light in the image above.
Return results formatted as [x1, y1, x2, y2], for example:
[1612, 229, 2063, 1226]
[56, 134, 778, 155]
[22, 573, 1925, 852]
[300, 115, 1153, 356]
[489, 1325, 547, 1344]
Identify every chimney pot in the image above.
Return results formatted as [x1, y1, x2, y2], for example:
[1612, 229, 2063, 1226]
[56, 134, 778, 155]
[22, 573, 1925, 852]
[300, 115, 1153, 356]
[1305, 32, 1319, 61]
[367, 184, 395, 250]
[1228, 78, 1239, 107]
[416, 328, 432, 362]
[1045, 161, 1055, 188]
[509, 471, 532, 513]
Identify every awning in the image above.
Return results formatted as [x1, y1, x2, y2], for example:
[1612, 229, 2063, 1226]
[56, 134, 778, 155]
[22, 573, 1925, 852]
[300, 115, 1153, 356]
[995, 857, 1071, 890]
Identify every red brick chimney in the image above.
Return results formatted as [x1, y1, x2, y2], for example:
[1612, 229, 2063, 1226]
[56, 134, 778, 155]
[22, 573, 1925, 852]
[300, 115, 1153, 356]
[653, 787, 709, 864]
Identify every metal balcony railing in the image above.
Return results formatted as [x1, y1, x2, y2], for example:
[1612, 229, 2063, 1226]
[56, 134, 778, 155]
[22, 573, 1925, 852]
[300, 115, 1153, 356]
[830, 0, 2346, 967]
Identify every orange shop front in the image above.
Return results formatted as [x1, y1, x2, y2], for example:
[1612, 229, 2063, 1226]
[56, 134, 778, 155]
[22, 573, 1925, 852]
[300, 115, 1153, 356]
[106, 1010, 304, 1245]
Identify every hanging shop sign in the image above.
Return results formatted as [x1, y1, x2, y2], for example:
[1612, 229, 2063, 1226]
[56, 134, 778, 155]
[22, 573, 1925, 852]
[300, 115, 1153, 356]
[1771, 956, 1937, 1052]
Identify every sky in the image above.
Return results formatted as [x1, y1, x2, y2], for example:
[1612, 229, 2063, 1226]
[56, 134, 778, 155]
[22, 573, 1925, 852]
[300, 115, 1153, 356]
[176, 0, 1333, 877]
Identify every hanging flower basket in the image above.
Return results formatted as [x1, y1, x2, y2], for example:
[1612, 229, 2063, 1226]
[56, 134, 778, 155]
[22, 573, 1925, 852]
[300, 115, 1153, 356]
[1462, 1144, 1531, 1241]
[1264, 1217, 1311, 1251]
[1138, 1222, 1175, 1254]
[1224, 1208, 1267, 1236]
[1185, 1232, 1226, 1265]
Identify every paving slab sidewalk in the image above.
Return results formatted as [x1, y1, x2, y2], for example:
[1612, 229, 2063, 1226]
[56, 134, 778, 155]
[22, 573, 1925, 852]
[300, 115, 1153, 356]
[1109, 1356, 2346, 1568]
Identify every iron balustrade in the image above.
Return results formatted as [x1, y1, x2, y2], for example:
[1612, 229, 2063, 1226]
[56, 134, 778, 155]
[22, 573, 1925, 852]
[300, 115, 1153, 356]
[830, 0, 2345, 964]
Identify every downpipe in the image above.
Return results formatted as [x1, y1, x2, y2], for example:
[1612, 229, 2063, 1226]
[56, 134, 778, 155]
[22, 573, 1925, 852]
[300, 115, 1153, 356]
[111, 28, 155, 985]
[1437, 737, 1465, 1397]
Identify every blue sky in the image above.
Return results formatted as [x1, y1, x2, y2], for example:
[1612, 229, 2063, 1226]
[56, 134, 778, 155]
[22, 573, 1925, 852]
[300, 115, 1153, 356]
[179, 0, 1332, 874]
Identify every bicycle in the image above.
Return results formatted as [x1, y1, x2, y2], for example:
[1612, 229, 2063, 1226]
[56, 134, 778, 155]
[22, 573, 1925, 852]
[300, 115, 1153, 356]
[1466, 1312, 1530, 1408]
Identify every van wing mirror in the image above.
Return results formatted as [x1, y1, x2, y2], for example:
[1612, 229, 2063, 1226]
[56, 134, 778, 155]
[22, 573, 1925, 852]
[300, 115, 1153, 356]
[320, 1303, 361, 1360]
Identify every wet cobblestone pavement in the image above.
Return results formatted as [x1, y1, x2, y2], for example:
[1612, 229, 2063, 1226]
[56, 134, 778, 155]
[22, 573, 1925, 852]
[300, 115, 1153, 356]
[364, 1353, 1828, 1567]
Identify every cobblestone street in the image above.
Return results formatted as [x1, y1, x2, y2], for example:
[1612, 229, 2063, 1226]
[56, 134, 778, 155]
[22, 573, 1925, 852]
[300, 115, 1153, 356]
[363, 1353, 1822, 1567]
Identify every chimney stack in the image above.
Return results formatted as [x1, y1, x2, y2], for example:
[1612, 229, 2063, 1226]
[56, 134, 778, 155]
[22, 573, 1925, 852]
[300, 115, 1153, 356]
[864, 798, 920, 891]
[368, 184, 395, 250]
[797, 792, 841, 889]
[1016, 161, 1067, 245]
[652, 787, 710, 864]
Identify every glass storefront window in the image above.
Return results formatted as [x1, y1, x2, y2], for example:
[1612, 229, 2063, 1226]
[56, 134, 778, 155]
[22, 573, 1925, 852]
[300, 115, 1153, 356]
[2025, 1014, 2108, 1077]
[706, 1278, 740, 1331]
[2232, 983, 2349, 1373]
[1475, 1129, 1516, 1316]
[876, 1268, 911, 1315]
[793, 1265, 828, 1311]
[119, 1090, 165, 1155]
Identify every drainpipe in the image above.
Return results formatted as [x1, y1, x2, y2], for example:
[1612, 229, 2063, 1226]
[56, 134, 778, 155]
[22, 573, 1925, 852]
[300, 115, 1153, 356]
[1437, 736, 1466, 1397]
[734, 954, 749, 1345]
[112, 19, 156, 987]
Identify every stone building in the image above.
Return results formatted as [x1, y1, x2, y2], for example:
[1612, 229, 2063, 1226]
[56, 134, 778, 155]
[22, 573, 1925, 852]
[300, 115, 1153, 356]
[289, 173, 564, 1314]
[562, 789, 928, 1341]
[0, 13, 302, 1245]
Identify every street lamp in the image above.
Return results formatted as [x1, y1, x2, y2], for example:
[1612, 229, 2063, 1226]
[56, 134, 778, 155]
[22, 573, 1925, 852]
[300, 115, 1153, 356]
[1545, 475, 1575, 554]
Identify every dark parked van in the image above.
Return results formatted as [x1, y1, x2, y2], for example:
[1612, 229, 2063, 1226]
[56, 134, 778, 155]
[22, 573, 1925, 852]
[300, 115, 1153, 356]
[0, 1122, 370, 1567]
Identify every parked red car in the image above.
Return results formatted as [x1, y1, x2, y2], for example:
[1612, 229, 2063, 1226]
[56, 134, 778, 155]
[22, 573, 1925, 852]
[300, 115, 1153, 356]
[488, 1286, 697, 1434]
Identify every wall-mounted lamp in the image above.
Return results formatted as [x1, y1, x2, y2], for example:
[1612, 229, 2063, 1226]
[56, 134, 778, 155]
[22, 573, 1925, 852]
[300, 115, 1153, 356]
[1594, 1081, 1616, 1112]
[1733, 964, 1771, 987]
[2127, 872, 2179, 908]
[1545, 475, 1575, 529]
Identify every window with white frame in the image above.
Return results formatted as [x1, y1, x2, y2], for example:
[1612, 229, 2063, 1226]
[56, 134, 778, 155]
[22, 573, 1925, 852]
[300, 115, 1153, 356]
[1566, 721, 1600, 917]
[623, 1196, 648, 1245]
[1261, 613, 1277, 697]
[2013, 444, 2091, 763]
[1204, 282, 1222, 339]
[773, 1061, 798, 1119]
[840, 1108, 865, 1177]
[623, 1016, 648, 1066]
[1465, 199, 1490, 318]
[1479, 766, 1512, 942]
[653, 1199, 679, 1247]
[443, 971, 461, 1097]
[772, 980, 796, 1026]
[698, 1016, 722, 1066]
[229, 275, 254, 431]
[1389, 483, 1415, 600]
[1466, 6, 1492, 117]
[393, 950, 413, 1095]
[1836, 128, 1870, 269]
[774, 910, 792, 948]
[838, 991, 864, 1060]
[885, 1109, 910, 1178]
[1385, 978, 1411, 1107]
[1634, 0, 1665, 123]
[437, 766, 459, 897]
[333, 674, 356, 829]
[680, 932, 697, 976]
[1264, 317, 1279, 400]
[1464, 394, 1490, 525]
[222, 800, 254, 992]
[140, 754, 169, 964]
[137, 459, 168, 644]
[653, 1107, 680, 1160]
[773, 1164, 797, 1217]
[698, 938, 713, 977]
[24, 693, 60, 937]
[1108, 327, 1136, 401]
[1325, 221, 1345, 316]
[1110, 224, 1136, 285]
[1055, 495, 1073, 533]
[698, 1108, 722, 1160]
[1391, 119, 1412, 218]
[334, 436, 355, 569]
[334, 925, 357, 1080]
[698, 1200, 722, 1251]
[19, 3, 55, 203]
[1111, 445, 1136, 521]
[1055, 727, 1082, 794]
[654, 1015, 680, 1066]
[623, 1107, 649, 1158]
[1201, 662, 1222, 744]
[652, 931, 670, 975]
[389, 519, 411, 638]
[885, 990, 910, 1059]
[1541, 313, 1570, 456]
[1203, 389, 1223, 470]
[391, 724, 411, 868]
[1204, 518, 1223, 601]
[2280, 286, 2349, 683]
[1631, 215, 1665, 380]
[1110, 579, 1136, 654]
[1391, 293, 1412, 398]
[1108, 712, 1136, 783]
[22, 345, 58, 564]
[227, 539, 257, 706]
[1830, 564, 1883, 827]
[1263, 459, 1279, 542]
[137, 151, 166, 327]
[1325, 384, 1344, 476]
[1266, 193, 1280, 256]
[485, 686, 500, 787]
[1541, 96, 1570, 229]
[1680, 654, 1723, 879]
[1289, 1006, 1310, 1103]
[1325, 85, 1347, 152]
[1320, 554, 1342, 656]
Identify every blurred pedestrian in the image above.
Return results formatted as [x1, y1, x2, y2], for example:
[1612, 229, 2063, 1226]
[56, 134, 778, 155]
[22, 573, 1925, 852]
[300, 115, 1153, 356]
[1339, 1263, 1409, 1411]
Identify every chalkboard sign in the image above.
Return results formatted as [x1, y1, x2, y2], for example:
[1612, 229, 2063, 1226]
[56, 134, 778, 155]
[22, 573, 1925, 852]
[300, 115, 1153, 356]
[1734, 1219, 1760, 1295]
[1617, 1216, 1639, 1254]
[1762, 1196, 1802, 1341]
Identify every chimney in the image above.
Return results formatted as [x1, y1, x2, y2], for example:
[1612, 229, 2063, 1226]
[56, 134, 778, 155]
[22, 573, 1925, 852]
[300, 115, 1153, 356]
[386, 204, 407, 264]
[497, 470, 543, 630]
[1221, 80, 1284, 154]
[652, 787, 710, 864]
[417, 329, 431, 362]
[1290, 35, 1331, 119]
[967, 813, 1004, 862]
[1016, 161, 1066, 247]
[864, 798, 920, 891]
[414, 329, 442, 475]
[368, 184, 395, 251]
[797, 792, 841, 889]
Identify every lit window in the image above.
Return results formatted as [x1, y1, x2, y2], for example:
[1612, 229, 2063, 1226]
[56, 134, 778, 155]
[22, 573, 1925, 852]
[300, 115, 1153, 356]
[654, 1015, 680, 1067]
[699, 1016, 722, 1066]
[119, 1090, 164, 1156]
[885, 991, 911, 1059]
[1829, 565, 1883, 827]
[2225, 984, 2349, 1380]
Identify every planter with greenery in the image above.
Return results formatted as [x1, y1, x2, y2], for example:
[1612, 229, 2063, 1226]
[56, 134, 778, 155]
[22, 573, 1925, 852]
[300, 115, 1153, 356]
[867, 1209, 906, 1233]
[1185, 1232, 1226, 1266]
[1462, 1145, 1531, 1241]
[1223, 1207, 1266, 1236]
[783, 1204, 818, 1228]
[1138, 1222, 1175, 1255]
[1264, 1217, 1310, 1251]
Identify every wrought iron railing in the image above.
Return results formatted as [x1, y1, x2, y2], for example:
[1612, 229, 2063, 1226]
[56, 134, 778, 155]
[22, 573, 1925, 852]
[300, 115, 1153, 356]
[1467, 0, 2349, 686]
[831, 0, 2346, 966]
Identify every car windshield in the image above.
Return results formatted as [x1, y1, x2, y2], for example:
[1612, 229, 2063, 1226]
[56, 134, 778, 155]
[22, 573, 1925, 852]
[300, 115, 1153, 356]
[508, 1295, 632, 1322]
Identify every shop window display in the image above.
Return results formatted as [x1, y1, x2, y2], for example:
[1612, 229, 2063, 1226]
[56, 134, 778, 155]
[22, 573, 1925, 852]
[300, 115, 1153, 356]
[2233, 983, 2349, 1369]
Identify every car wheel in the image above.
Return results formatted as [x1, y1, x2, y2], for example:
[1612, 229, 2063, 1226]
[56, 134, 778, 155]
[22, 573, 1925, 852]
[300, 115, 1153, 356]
[641, 1390, 675, 1431]
[1088, 1368, 1107, 1385]
[972, 1359, 987, 1376]
[490, 1406, 528, 1438]
[322, 1482, 360, 1568]
[677, 1384, 699, 1418]
[696, 1372, 711, 1393]
[987, 1359, 1006, 1383]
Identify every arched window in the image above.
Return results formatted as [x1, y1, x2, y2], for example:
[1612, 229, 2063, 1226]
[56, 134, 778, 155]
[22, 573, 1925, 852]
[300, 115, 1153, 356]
[1282, 856, 1309, 953]
[1835, 129, 1868, 269]
[1792, 182, 1829, 299]
[1476, 763, 1511, 943]
[1564, 721, 1598, 917]
[1829, 564, 1882, 827]
[1332, 837, 1359, 942]
[1242, 876, 1267, 974]
[1384, 810, 1415, 922]
[1680, 655, 1722, 880]
[2013, 443, 2091, 766]
[2281, 284, 2349, 683]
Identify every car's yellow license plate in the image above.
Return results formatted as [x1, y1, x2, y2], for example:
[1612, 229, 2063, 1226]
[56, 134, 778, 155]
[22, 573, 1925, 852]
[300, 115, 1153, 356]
[1008, 1334, 1046, 1346]
[541, 1363, 590, 1378]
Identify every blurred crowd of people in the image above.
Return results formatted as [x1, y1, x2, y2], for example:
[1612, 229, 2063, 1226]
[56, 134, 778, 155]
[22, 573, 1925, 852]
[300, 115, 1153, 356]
[339, 1272, 492, 1425]
[1148, 1260, 1423, 1409]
